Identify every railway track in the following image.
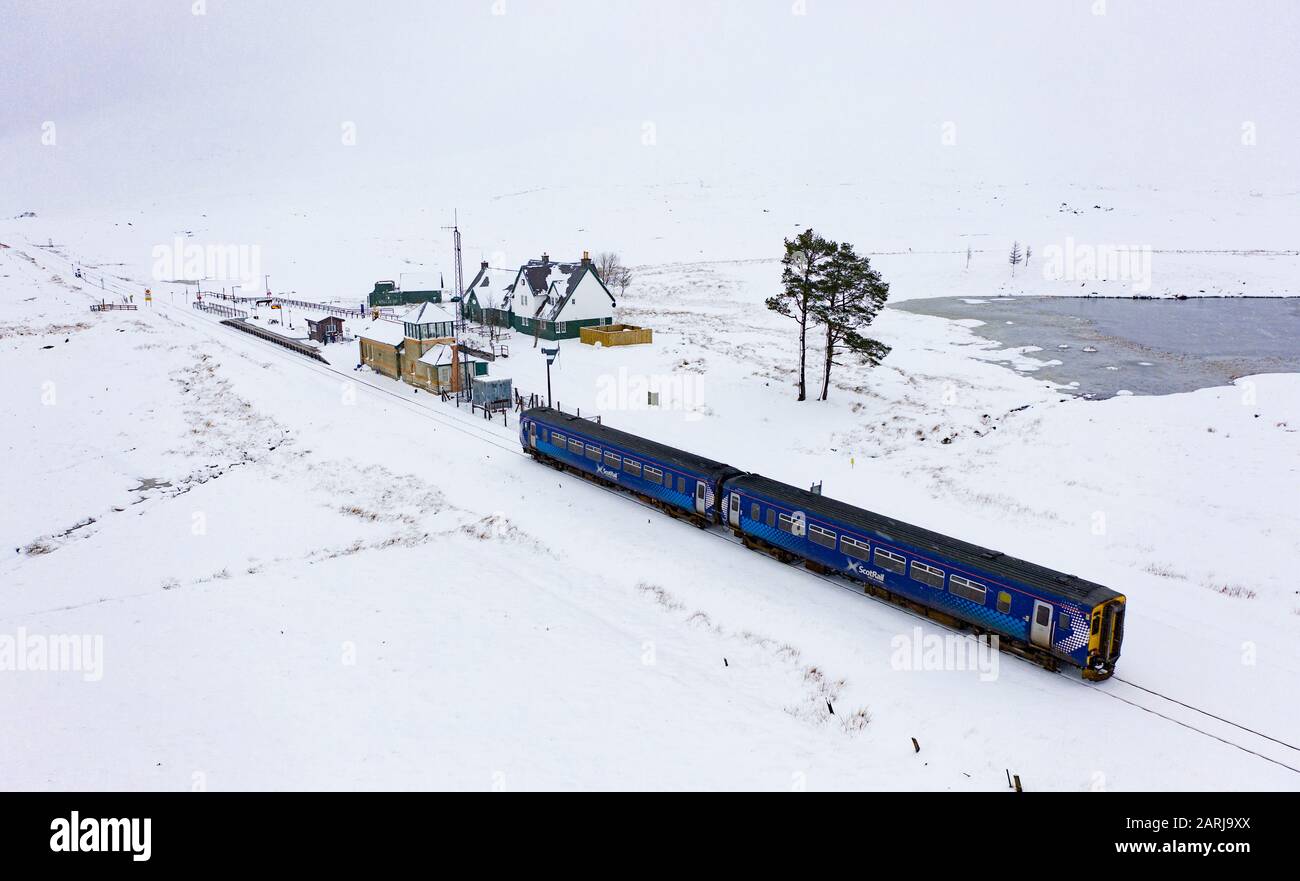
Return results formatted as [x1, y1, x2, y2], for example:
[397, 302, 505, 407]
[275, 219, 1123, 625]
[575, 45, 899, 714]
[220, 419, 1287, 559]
[30, 240, 1300, 780]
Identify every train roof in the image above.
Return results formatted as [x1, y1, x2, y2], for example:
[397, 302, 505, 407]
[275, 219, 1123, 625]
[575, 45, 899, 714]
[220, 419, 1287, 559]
[525, 407, 740, 479]
[729, 473, 1119, 606]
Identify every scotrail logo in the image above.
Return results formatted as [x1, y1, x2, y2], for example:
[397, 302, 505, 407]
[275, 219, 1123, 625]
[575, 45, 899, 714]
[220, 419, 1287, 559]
[890, 626, 1000, 681]
[845, 561, 885, 584]
[596, 465, 621, 482]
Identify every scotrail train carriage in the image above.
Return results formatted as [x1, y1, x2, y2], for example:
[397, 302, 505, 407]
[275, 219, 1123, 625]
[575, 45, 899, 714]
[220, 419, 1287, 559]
[521, 407, 741, 525]
[519, 406, 1126, 679]
[722, 474, 1125, 679]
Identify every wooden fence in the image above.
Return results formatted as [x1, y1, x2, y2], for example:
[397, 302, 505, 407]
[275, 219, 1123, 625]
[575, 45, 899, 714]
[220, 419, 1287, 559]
[90, 303, 137, 312]
[579, 324, 652, 347]
[194, 301, 248, 319]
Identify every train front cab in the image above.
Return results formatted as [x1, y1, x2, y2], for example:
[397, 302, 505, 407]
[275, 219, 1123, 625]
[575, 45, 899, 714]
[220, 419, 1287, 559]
[1084, 595, 1126, 680]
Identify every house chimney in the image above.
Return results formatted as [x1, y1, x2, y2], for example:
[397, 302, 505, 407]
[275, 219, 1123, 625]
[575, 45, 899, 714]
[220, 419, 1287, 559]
[582, 250, 591, 265]
[481, 260, 489, 270]
[541, 252, 549, 264]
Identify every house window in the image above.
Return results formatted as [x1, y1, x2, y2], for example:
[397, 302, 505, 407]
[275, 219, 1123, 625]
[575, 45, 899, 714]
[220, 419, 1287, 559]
[556, 322, 566, 334]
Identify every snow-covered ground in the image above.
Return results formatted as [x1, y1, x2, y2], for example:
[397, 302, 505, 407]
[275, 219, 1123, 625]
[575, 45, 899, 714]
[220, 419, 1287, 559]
[4, 0, 1298, 792]
[3, 211, 1297, 790]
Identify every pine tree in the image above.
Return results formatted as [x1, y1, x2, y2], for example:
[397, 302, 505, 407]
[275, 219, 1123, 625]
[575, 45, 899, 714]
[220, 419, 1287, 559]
[811, 241, 892, 401]
[767, 229, 836, 401]
[1009, 241, 1023, 276]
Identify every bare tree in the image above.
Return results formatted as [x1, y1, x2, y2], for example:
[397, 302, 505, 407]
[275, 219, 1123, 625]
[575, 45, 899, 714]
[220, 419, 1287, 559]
[596, 251, 633, 299]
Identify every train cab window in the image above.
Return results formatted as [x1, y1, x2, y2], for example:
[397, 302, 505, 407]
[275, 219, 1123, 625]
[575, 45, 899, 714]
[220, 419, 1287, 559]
[997, 591, 1012, 614]
[910, 561, 945, 589]
[765, 509, 776, 528]
[750, 503, 759, 521]
[1091, 614, 1101, 636]
[840, 535, 870, 560]
[1059, 612, 1072, 633]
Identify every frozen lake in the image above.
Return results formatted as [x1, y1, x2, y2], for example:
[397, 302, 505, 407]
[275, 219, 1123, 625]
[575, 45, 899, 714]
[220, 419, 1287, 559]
[893, 296, 1300, 399]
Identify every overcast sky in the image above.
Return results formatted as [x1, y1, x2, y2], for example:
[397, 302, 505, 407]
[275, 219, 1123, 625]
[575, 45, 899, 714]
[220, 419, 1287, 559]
[2, 0, 1297, 205]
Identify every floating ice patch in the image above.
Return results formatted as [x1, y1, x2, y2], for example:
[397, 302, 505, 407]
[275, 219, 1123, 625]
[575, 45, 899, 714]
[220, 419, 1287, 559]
[1116, 389, 1134, 396]
[1138, 361, 1153, 366]
[1106, 365, 1120, 371]
[1082, 346, 1098, 353]
[962, 298, 989, 305]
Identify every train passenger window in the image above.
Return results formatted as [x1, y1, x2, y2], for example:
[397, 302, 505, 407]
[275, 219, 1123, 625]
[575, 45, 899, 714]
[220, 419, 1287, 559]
[909, 561, 945, 589]
[678, 477, 686, 494]
[624, 459, 641, 477]
[604, 451, 621, 468]
[552, 432, 565, 446]
[644, 466, 662, 484]
[840, 535, 870, 560]
[750, 503, 759, 521]
[873, 548, 906, 575]
[949, 575, 987, 604]
[997, 591, 1012, 614]
[765, 509, 776, 528]
[778, 513, 794, 534]
[568, 439, 583, 454]
[586, 444, 601, 462]
[809, 524, 837, 549]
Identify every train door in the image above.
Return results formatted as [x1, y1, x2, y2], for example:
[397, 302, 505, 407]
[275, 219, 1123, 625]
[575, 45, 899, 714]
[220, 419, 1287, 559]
[695, 481, 708, 516]
[727, 491, 741, 527]
[1030, 600, 1054, 648]
[527, 421, 537, 449]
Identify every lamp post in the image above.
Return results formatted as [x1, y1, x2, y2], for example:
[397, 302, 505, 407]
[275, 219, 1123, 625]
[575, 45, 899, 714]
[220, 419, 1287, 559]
[541, 346, 559, 408]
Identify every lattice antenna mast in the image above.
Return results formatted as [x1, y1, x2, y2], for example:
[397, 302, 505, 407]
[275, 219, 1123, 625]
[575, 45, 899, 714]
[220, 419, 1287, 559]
[441, 210, 464, 323]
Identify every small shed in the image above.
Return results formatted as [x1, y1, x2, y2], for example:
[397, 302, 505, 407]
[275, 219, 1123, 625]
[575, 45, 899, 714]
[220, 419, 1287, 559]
[307, 315, 345, 344]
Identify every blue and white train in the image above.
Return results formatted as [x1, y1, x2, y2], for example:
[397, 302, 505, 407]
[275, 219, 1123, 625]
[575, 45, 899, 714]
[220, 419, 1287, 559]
[521, 406, 1126, 680]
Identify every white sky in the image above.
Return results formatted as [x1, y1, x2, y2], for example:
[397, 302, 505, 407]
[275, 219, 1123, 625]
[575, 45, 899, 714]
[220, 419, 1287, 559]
[2, 0, 1297, 209]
